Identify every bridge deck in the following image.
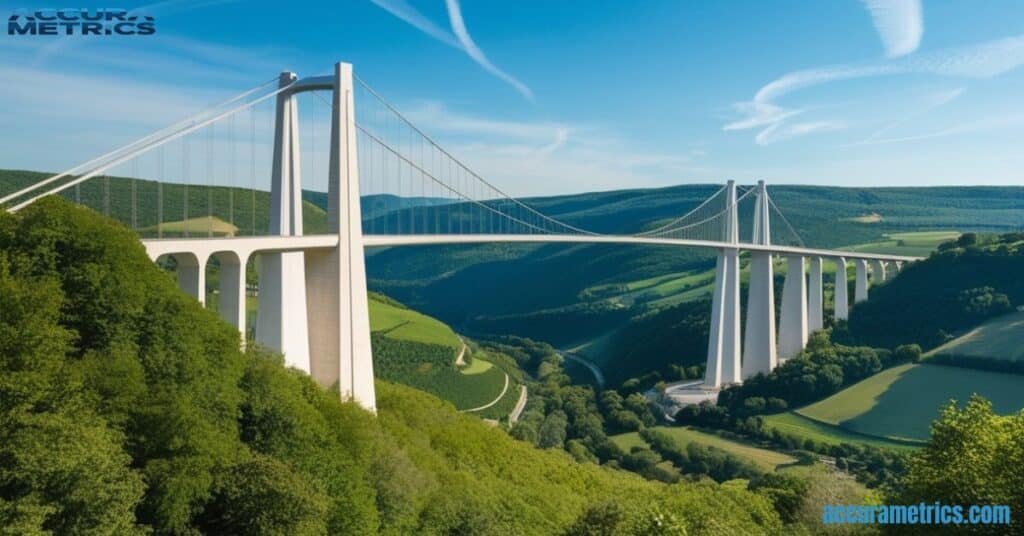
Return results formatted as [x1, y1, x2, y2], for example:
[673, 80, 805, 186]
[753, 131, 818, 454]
[140, 233, 922, 262]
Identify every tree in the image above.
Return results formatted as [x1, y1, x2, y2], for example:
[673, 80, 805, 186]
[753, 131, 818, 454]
[198, 455, 329, 535]
[896, 395, 1024, 528]
[538, 410, 569, 449]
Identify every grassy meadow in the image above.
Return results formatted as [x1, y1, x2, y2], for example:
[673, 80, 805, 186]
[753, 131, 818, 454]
[611, 426, 797, 471]
[794, 362, 1024, 441]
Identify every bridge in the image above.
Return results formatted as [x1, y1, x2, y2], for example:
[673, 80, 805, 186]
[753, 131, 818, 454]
[1, 62, 919, 413]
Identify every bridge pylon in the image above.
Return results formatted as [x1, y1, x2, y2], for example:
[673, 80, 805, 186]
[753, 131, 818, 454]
[704, 180, 741, 388]
[742, 180, 777, 378]
[303, 62, 377, 412]
[256, 72, 312, 373]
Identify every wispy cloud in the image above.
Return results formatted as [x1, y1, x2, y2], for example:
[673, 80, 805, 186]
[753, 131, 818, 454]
[725, 33, 1024, 144]
[369, 0, 534, 101]
[852, 112, 1024, 146]
[862, 0, 923, 57]
[368, 0, 459, 47]
[399, 102, 703, 195]
[404, 101, 566, 148]
[849, 87, 965, 146]
[756, 120, 846, 145]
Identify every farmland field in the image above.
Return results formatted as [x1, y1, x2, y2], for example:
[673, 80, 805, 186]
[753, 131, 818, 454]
[795, 362, 1024, 441]
[763, 412, 921, 451]
[610, 426, 797, 471]
[925, 309, 1024, 362]
[369, 295, 461, 349]
[838, 231, 960, 258]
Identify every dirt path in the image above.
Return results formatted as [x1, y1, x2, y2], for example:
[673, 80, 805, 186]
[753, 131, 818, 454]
[461, 372, 510, 413]
[509, 385, 528, 423]
[455, 342, 467, 366]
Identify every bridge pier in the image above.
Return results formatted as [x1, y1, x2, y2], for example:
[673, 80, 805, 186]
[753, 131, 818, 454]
[742, 252, 777, 378]
[704, 247, 741, 388]
[834, 257, 849, 321]
[778, 255, 808, 360]
[870, 259, 886, 284]
[304, 62, 376, 412]
[854, 258, 869, 303]
[807, 256, 823, 332]
[171, 252, 207, 305]
[213, 251, 247, 336]
[884, 260, 898, 281]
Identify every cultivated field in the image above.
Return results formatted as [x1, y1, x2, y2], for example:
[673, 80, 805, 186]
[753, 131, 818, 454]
[795, 362, 1024, 441]
[611, 426, 797, 471]
[369, 296, 462, 349]
[926, 309, 1024, 362]
[763, 412, 921, 451]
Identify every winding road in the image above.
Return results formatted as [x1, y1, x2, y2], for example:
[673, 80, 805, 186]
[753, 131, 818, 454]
[559, 351, 605, 388]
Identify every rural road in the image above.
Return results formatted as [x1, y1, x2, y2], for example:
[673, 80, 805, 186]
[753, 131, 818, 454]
[559, 351, 605, 388]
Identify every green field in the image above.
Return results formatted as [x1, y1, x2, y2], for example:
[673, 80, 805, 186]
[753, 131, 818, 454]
[369, 296, 461, 349]
[610, 426, 797, 471]
[763, 412, 921, 451]
[366, 294, 517, 413]
[839, 231, 960, 257]
[925, 309, 1024, 362]
[460, 357, 494, 374]
[795, 362, 1024, 441]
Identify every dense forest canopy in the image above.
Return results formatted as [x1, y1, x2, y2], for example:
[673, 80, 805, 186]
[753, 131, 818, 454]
[0, 197, 784, 534]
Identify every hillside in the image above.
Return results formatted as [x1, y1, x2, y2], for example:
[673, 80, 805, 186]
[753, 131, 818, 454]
[368, 292, 520, 416]
[0, 197, 784, 534]
[925, 308, 1024, 363]
[794, 362, 1024, 441]
[845, 232, 1024, 349]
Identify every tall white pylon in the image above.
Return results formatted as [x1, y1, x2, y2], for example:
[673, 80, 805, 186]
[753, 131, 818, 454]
[778, 255, 808, 360]
[743, 180, 777, 378]
[854, 258, 869, 303]
[304, 62, 377, 412]
[807, 256, 824, 332]
[257, 72, 312, 372]
[834, 257, 849, 321]
[704, 180, 741, 388]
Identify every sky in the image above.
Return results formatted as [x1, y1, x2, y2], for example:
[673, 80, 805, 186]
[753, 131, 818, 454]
[3, 0, 1024, 196]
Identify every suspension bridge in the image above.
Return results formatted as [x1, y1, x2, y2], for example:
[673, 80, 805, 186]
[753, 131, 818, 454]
[1, 61, 919, 412]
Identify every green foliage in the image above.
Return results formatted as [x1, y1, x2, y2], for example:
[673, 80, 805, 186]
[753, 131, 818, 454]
[717, 331, 895, 416]
[845, 233, 1024, 349]
[894, 395, 1024, 534]
[641, 428, 763, 482]
[0, 197, 785, 534]
[748, 472, 810, 524]
[372, 335, 507, 410]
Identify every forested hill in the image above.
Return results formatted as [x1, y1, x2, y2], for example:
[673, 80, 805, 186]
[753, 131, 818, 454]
[0, 197, 782, 534]
[844, 232, 1024, 350]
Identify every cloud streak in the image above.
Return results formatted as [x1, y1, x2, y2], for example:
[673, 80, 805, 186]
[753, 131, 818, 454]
[725, 33, 1024, 144]
[862, 0, 923, 57]
[369, 0, 533, 101]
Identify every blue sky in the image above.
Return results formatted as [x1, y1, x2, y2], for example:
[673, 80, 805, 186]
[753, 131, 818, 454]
[3, 0, 1024, 195]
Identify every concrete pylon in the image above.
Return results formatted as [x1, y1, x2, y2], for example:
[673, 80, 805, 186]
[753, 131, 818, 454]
[833, 257, 849, 321]
[870, 259, 886, 284]
[778, 255, 808, 360]
[257, 72, 312, 372]
[807, 256, 823, 331]
[854, 258, 869, 303]
[304, 62, 376, 412]
[742, 181, 776, 378]
[174, 252, 206, 305]
[704, 181, 741, 388]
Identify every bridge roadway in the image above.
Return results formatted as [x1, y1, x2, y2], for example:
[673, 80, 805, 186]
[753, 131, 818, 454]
[141, 233, 922, 263]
